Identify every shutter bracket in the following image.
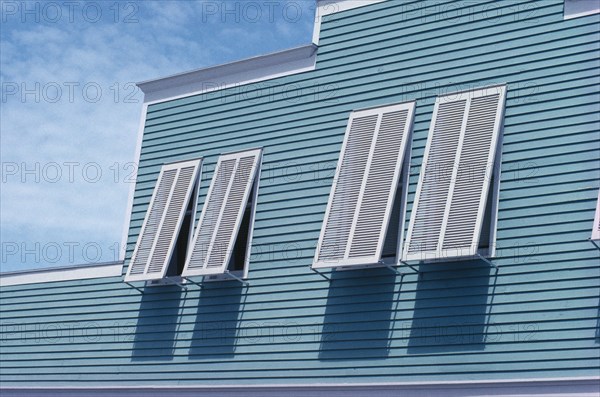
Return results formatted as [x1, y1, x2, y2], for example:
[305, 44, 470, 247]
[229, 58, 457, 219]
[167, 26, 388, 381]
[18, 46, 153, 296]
[311, 267, 332, 282]
[476, 253, 498, 269]
[225, 271, 249, 285]
[125, 282, 144, 294]
[396, 260, 420, 276]
[183, 277, 203, 289]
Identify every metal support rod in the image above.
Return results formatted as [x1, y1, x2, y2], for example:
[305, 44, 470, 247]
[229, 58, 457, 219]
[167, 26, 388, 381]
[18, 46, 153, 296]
[476, 253, 498, 269]
[398, 261, 420, 274]
[381, 261, 404, 276]
[125, 282, 144, 295]
[225, 271, 248, 285]
[183, 277, 203, 289]
[310, 267, 331, 282]
[590, 239, 600, 250]
[164, 277, 187, 290]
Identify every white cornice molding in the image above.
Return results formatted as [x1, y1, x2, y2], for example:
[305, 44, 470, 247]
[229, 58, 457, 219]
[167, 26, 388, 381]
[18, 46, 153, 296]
[1, 377, 599, 397]
[137, 45, 317, 105]
[136, 1, 389, 105]
[0, 261, 123, 287]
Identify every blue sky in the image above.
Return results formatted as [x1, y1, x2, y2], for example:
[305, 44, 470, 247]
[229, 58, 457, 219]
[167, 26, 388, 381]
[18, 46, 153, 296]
[0, 0, 316, 272]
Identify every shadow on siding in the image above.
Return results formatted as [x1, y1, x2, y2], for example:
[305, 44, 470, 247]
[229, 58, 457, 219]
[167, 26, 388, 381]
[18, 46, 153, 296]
[131, 285, 185, 361]
[188, 283, 245, 359]
[319, 268, 399, 360]
[407, 260, 495, 354]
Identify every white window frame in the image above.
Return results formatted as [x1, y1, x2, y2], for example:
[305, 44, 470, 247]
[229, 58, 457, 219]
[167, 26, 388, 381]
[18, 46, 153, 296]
[124, 159, 202, 282]
[591, 190, 600, 241]
[313, 101, 416, 269]
[402, 85, 507, 262]
[182, 148, 263, 278]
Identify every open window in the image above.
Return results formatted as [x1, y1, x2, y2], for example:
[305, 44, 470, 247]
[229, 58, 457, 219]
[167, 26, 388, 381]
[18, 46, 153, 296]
[403, 85, 507, 262]
[312, 102, 416, 269]
[124, 159, 202, 282]
[182, 149, 262, 280]
[592, 190, 600, 241]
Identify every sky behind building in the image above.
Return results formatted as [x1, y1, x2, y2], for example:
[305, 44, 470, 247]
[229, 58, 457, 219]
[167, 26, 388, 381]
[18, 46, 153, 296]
[1, 0, 315, 272]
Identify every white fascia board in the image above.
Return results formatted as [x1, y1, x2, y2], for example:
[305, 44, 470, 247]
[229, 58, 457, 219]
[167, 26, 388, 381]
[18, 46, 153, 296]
[119, 103, 147, 265]
[138, 45, 317, 105]
[0, 262, 123, 287]
[2, 377, 599, 397]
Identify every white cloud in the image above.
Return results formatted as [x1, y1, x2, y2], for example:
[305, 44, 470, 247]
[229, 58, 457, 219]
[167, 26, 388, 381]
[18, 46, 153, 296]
[1, 0, 315, 272]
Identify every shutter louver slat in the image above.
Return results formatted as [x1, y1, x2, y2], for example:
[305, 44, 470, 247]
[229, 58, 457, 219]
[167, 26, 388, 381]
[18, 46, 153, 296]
[442, 95, 500, 254]
[407, 100, 466, 255]
[206, 156, 256, 270]
[185, 159, 236, 272]
[182, 149, 262, 277]
[125, 159, 202, 282]
[313, 102, 415, 269]
[403, 85, 506, 262]
[349, 110, 408, 259]
[318, 115, 377, 262]
[128, 169, 177, 276]
[147, 166, 196, 275]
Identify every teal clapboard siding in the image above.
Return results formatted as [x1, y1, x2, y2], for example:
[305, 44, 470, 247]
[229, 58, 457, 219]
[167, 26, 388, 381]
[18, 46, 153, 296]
[1, 0, 599, 386]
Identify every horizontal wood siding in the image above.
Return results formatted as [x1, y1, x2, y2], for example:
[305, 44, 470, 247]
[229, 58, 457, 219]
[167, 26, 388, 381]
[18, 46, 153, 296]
[1, 0, 599, 386]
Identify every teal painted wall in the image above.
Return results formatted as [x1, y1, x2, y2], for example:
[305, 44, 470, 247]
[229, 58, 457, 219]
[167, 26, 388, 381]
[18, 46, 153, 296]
[1, 0, 599, 385]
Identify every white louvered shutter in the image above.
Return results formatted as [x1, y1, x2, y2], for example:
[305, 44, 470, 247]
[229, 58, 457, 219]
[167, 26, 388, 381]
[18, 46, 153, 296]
[313, 102, 416, 269]
[592, 190, 600, 241]
[182, 149, 262, 276]
[403, 85, 507, 262]
[125, 159, 202, 282]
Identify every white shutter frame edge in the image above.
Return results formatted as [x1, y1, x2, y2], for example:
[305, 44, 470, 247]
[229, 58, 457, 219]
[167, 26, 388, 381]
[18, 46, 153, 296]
[402, 85, 507, 262]
[312, 101, 416, 269]
[242, 155, 263, 280]
[394, 123, 415, 265]
[485, 127, 504, 259]
[591, 190, 600, 241]
[461, 85, 506, 259]
[402, 98, 442, 263]
[182, 148, 263, 277]
[124, 159, 203, 282]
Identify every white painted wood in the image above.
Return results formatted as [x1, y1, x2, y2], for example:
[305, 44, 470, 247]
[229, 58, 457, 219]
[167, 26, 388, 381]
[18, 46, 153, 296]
[0, 262, 123, 287]
[124, 159, 202, 282]
[183, 149, 262, 277]
[591, 190, 600, 241]
[119, 104, 147, 264]
[403, 85, 506, 262]
[138, 46, 317, 105]
[2, 377, 598, 397]
[313, 102, 415, 269]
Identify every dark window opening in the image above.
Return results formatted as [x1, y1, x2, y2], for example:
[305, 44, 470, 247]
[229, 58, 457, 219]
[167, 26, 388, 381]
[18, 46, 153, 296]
[227, 178, 257, 272]
[382, 183, 403, 261]
[166, 182, 197, 277]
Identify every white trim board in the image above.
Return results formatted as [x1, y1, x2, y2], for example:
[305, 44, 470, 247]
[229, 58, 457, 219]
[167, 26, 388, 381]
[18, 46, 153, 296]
[1, 377, 598, 397]
[119, 103, 148, 264]
[0, 262, 123, 287]
[138, 45, 317, 105]
[137, 0, 390, 104]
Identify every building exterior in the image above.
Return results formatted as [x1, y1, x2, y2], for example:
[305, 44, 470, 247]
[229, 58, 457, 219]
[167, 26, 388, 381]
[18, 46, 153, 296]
[1, 0, 599, 395]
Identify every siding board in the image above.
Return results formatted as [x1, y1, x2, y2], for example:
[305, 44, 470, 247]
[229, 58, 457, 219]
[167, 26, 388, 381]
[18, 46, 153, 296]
[1, 0, 599, 387]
